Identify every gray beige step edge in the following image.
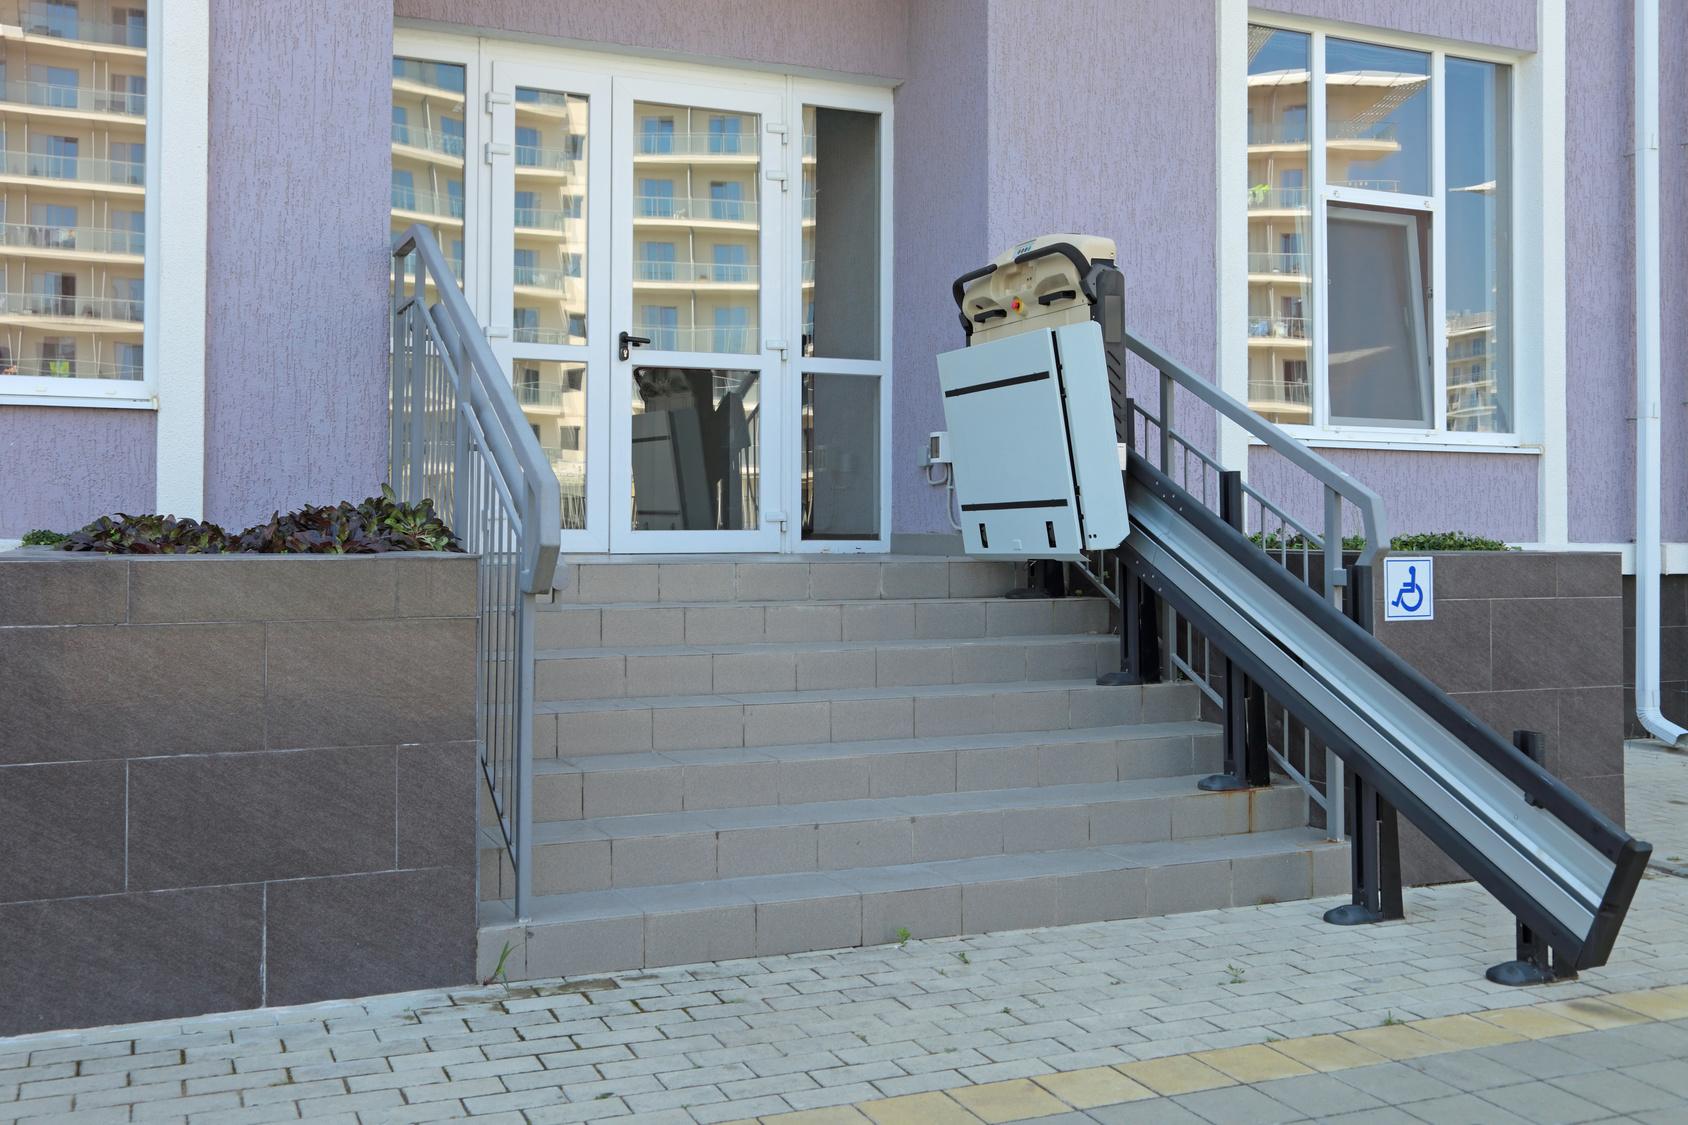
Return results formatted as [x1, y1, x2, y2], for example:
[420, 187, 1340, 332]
[476, 828, 1349, 980]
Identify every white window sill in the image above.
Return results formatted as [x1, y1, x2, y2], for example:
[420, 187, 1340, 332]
[1247, 431, 1538, 456]
[0, 392, 157, 410]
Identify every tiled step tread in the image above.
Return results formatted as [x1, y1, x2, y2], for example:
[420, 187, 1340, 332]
[535, 633, 1120, 701]
[538, 720, 1218, 774]
[536, 633, 1117, 660]
[479, 829, 1348, 975]
[525, 721, 1221, 822]
[550, 557, 1023, 605]
[483, 778, 1310, 897]
[524, 776, 1307, 843]
[536, 595, 1110, 649]
[539, 678, 1175, 714]
[540, 679, 1198, 756]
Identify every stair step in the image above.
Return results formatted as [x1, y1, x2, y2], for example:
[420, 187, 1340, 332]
[552, 556, 1023, 605]
[491, 778, 1309, 896]
[529, 721, 1223, 822]
[538, 679, 1199, 756]
[536, 634, 1121, 701]
[536, 594, 1110, 649]
[479, 828, 1348, 976]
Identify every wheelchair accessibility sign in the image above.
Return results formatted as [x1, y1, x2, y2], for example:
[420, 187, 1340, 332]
[1383, 556, 1434, 622]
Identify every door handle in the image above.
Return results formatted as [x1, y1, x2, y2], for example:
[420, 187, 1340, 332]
[618, 331, 650, 361]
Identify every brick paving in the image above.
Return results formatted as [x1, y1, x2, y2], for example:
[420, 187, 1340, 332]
[2, 746, 1684, 1123]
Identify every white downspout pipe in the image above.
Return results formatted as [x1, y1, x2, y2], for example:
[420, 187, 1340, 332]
[1633, 0, 1688, 746]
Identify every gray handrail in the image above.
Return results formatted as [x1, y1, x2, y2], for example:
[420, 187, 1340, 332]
[390, 224, 559, 920]
[1123, 330, 1387, 566]
[392, 224, 560, 594]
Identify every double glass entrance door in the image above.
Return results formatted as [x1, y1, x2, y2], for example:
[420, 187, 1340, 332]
[488, 64, 786, 552]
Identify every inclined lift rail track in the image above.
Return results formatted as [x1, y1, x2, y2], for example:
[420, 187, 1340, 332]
[938, 235, 1651, 978]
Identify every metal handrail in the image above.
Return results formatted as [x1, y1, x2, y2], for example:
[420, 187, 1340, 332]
[1123, 330, 1386, 565]
[391, 224, 559, 920]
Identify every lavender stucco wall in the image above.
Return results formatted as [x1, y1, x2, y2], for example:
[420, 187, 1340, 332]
[0, 409, 155, 536]
[891, 0, 987, 537]
[1254, 0, 1536, 51]
[1565, 0, 1634, 544]
[1249, 447, 1540, 544]
[395, 0, 907, 81]
[203, 0, 393, 529]
[988, 0, 1222, 469]
[1660, 2, 1688, 543]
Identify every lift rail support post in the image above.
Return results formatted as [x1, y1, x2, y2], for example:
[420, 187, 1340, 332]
[937, 233, 1652, 977]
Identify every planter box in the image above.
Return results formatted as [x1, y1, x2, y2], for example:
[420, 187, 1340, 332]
[0, 552, 480, 1036]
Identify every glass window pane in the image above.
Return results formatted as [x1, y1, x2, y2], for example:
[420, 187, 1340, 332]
[1325, 38, 1429, 196]
[632, 101, 760, 355]
[630, 367, 759, 530]
[510, 85, 589, 344]
[803, 105, 880, 360]
[391, 57, 467, 291]
[1, 3, 145, 384]
[515, 360, 589, 529]
[1327, 205, 1431, 427]
[803, 373, 879, 540]
[1445, 57, 1512, 433]
[1246, 25, 1313, 424]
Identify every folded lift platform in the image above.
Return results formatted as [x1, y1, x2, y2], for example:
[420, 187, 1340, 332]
[939, 234, 1650, 974]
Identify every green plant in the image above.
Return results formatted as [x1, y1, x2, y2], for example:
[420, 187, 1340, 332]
[1225, 963, 1246, 985]
[57, 486, 463, 556]
[1381, 1012, 1400, 1026]
[19, 528, 66, 546]
[955, 951, 970, 965]
[483, 942, 514, 986]
[63, 514, 232, 554]
[1248, 530, 1513, 553]
[895, 927, 912, 949]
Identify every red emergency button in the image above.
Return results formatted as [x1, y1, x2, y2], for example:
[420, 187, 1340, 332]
[1010, 297, 1023, 313]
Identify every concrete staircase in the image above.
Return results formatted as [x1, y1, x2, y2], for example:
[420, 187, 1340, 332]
[478, 556, 1347, 981]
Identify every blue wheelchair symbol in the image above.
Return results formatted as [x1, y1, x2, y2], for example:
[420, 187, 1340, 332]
[1390, 566, 1425, 614]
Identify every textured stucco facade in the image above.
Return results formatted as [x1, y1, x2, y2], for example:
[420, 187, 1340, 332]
[0, 0, 1681, 556]
[204, 0, 394, 529]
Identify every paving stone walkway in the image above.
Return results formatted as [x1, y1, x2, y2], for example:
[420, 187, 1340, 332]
[3, 748, 1685, 1124]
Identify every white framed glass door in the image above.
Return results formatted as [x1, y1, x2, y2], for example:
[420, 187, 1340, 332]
[488, 61, 613, 552]
[609, 78, 787, 552]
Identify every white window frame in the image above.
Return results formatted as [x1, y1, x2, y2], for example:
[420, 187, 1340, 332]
[0, 0, 208, 425]
[1229, 10, 1536, 455]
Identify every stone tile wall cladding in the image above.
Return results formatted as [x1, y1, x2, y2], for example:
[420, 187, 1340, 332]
[1624, 574, 1688, 737]
[0, 553, 479, 1036]
[1373, 552, 1624, 885]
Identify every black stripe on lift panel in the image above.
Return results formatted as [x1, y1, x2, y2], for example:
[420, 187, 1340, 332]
[960, 498, 1070, 512]
[943, 370, 1050, 398]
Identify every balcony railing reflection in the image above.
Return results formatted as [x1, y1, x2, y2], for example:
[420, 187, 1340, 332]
[633, 195, 757, 223]
[0, 79, 145, 116]
[633, 259, 758, 284]
[1246, 187, 1308, 210]
[22, 2, 146, 48]
[0, 290, 144, 322]
[1248, 379, 1311, 406]
[2, 358, 142, 380]
[633, 324, 758, 353]
[391, 124, 465, 158]
[1, 150, 144, 187]
[1247, 251, 1310, 275]
[1247, 315, 1308, 339]
[634, 131, 759, 157]
[391, 186, 465, 219]
[0, 221, 144, 255]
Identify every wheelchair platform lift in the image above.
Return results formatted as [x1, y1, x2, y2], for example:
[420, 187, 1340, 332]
[937, 234, 1651, 981]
